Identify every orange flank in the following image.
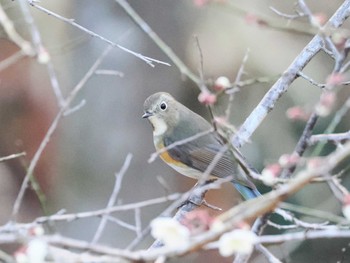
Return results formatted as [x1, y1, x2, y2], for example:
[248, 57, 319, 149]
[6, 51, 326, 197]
[156, 140, 187, 167]
[159, 149, 186, 167]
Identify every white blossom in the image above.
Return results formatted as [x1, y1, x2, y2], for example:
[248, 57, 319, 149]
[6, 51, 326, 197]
[342, 204, 350, 220]
[261, 168, 278, 186]
[214, 76, 231, 90]
[218, 229, 257, 257]
[151, 217, 190, 249]
[27, 239, 48, 263]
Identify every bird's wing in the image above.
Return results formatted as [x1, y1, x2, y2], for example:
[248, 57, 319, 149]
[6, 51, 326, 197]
[166, 137, 255, 188]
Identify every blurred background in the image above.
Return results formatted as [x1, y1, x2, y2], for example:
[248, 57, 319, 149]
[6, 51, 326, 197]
[0, 0, 349, 262]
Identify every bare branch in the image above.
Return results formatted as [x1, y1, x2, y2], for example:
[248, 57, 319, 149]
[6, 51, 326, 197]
[11, 46, 114, 220]
[35, 193, 181, 224]
[270, 6, 306, 20]
[0, 3, 34, 55]
[309, 131, 350, 145]
[28, 1, 170, 67]
[225, 49, 250, 120]
[114, 0, 199, 83]
[91, 153, 133, 244]
[95, 69, 124, 77]
[0, 152, 26, 162]
[18, 0, 65, 107]
[0, 50, 26, 72]
[259, 229, 350, 244]
[280, 113, 319, 178]
[232, 1, 350, 147]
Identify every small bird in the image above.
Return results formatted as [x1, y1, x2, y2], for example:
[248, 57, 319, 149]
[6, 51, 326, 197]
[142, 92, 260, 200]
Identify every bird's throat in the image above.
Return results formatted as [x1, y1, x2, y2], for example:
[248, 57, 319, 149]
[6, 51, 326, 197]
[149, 116, 168, 136]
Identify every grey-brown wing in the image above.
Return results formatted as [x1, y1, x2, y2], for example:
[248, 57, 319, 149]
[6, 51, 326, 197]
[166, 138, 253, 188]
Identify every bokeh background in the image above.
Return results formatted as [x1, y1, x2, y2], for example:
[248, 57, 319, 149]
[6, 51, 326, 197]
[0, 0, 349, 262]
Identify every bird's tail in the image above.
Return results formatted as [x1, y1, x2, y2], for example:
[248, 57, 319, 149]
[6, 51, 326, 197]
[232, 183, 261, 200]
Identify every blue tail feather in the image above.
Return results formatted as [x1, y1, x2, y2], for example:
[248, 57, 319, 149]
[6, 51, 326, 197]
[233, 183, 261, 200]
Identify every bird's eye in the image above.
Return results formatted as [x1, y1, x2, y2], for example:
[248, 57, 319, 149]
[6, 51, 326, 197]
[160, 102, 167, 111]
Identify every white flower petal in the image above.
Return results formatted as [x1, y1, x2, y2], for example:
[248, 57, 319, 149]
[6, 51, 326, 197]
[218, 229, 257, 257]
[342, 204, 350, 220]
[151, 217, 190, 249]
[27, 239, 48, 263]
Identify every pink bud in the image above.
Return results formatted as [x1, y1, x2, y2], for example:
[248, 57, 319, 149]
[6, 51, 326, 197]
[311, 13, 327, 27]
[343, 194, 350, 205]
[342, 195, 350, 220]
[315, 91, 336, 116]
[306, 157, 324, 171]
[326, 73, 346, 86]
[332, 32, 347, 50]
[286, 106, 310, 121]
[279, 154, 300, 168]
[28, 226, 45, 236]
[198, 90, 217, 105]
[181, 210, 213, 234]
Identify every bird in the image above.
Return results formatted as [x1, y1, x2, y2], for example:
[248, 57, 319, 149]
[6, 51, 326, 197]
[142, 92, 260, 200]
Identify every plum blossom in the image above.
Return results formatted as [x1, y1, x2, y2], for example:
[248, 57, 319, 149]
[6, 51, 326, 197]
[151, 217, 190, 249]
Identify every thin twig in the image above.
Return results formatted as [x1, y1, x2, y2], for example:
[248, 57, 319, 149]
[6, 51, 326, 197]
[256, 244, 282, 263]
[106, 215, 137, 232]
[297, 71, 325, 88]
[280, 112, 319, 179]
[63, 100, 87, 116]
[35, 193, 181, 224]
[0, 152, 26, 162]
[232, 0, 350, 147]
[309, 131, 350, 145]
[95, 69, 124, 77]
[18, 0, 65, 107]
[312, 96, 350, 156]
[0, 3, 34, 55]
[258, 229, 350, 244]
[0, 51, 26, 72]
[134, 207, 142, 238]
[280, 202, 348, 224]
[270, 6, 305, 20]
[11, 46, 114, 220]
[114, 0, 199, 83]
[91, 153, 133, 244]
[28, 1, 170, 67]
[225, 49, 249, 120]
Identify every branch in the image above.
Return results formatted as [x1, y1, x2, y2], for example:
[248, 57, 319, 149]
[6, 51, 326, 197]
[27, 1, 170, 67]
[11, 46, 114, 220]
[0, 3, 34, 55]
[259, 229, 350, 244]
[280, 113, 319, 178]
[91, 153, 133, 244]
[35, 193, 181, 224]
[114, 0, 200, 84]
[232, 0, 350, 147]
[0, 152, 26, 162]
[18, 0, 65, 107]
[309, 131, 350, 145]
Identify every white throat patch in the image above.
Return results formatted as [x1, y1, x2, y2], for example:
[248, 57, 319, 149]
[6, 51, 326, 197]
[149, 116, 168, 136]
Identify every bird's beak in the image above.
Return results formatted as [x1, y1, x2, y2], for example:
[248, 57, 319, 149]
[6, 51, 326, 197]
[142, 111, 153, 118]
